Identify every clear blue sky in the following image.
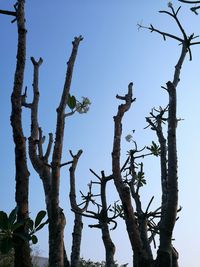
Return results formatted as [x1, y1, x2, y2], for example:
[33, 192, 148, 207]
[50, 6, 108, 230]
[0, 1, 200, 266]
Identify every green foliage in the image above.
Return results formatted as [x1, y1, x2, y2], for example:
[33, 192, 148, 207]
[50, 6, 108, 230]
[34, 210, 47, 229]
[146, 141, 161, 156]
[110, 203, 125, 219]
[0, 237, 13, 254]
[0, 249, 14, 267]
[67, 94, 91, 115]
[0, 208, 48, 254]
[80, 258, 105, 267]
[31, 235, 38, 245]
[68, 94, 77, 109]
[79, 258, 122, 267]
[0, 211, 9, 230]
[135, 166, 146, 187]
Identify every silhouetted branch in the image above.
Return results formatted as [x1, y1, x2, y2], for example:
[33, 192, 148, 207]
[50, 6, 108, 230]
[44, 133, 53, 161]
[0, 9, 16, 16]
[89, 169, 101, 181]
[138, 4, 200, 62]
[0, 3, 17, 23]
[145, 196, 155, 215]
[179, 0, 200, 2]
[60, 161, 73, 168]
[69, 150, 92, 213]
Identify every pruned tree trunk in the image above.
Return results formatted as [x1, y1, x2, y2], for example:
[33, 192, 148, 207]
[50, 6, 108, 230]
[8, 1, 32, 266]
[112, 83, 150, 267]
[100, 174, 116, 267]
[64, 244, 71, 267]
[48, 36, 83, 267]
[69, 150, 89, 267]
[156, 42, 188, 267]
[26, 37, 83, 267]
[71, 213, 83, 267]
[101, 222, 116, 267]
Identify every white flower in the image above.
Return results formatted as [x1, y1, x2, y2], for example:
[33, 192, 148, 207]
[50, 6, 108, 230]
[125, 134, 133, 142]
[76, 97, 91, 114]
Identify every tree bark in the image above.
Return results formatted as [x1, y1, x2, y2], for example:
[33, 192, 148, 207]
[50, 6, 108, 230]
[100, 176, 116, 267]
[9, 1, 32, 266]
[112, 83, 149, 267]
[69, 150, 88, 267]
[70, 213, 83, 267]
[28, 37, 83, 267]
[157, 43, 187, 267]
[101, 222, 116, 267]
[48, 36, 83, 267]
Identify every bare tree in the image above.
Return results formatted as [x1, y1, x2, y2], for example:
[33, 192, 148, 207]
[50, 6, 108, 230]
[22, 36, 84, 267]
[0, 1, 32, 266]
[69, 151, 120, 267]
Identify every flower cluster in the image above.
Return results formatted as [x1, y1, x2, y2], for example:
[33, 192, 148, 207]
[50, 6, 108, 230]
[76, 97, 91, 114]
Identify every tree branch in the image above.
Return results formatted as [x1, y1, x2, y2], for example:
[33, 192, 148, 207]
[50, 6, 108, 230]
[112, 83, 146, 258]
[138, 4, 200, 63]
[178, 0, 200, 3]
[52, 36, 83, 168]
[44, 133, 53, 161]
[69, 150, 92, 213]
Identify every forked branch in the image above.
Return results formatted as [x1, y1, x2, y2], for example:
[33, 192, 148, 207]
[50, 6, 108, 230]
[138, 4, 200, 61]
[178, 0, 200, 14]
[0, 2, 17, 23]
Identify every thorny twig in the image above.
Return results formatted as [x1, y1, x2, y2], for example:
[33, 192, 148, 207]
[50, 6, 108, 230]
[178, 0, 200, 15]
[137, 4, 200, 60]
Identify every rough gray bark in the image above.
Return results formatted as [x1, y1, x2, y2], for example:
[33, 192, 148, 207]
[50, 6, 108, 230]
[26, 36, 83, 267]
[0, 1, 32, 266]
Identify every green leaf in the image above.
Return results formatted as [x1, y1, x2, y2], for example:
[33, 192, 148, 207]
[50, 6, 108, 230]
[0, 237, 13, 254]
[34, 210, 46, 228]
[26, 219, 34, 232]
[138, 178, 146, 187]
[137, 172, 144, 180]
[0, 211, 9, 230]
[147, 141, 160, 156]
[31, 235, 38, 244]
[68, 95, 76, 109]
[8, 207, 18, 225]
[35, 219, 49, 232]
[11, 222, 23, 231]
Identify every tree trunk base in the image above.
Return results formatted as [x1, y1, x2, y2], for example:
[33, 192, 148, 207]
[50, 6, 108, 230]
[155, 250, 171, 267]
